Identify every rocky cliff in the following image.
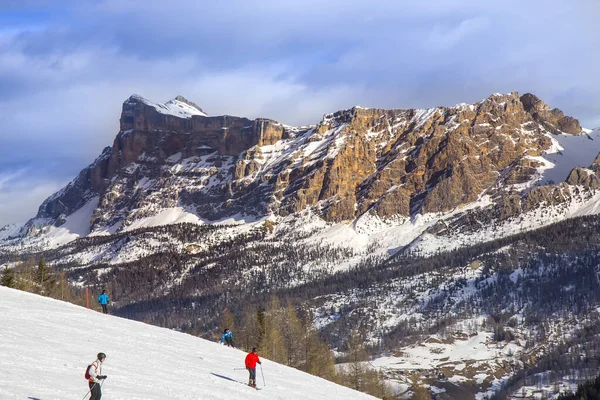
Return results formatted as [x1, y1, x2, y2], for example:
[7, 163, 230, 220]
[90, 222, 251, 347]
[25, 92, 588, 238]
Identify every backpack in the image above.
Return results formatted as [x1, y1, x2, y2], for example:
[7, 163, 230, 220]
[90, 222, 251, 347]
[84, 364, 93, 380]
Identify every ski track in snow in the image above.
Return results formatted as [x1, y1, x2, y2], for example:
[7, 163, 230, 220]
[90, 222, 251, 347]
[0, 286, 375, 400]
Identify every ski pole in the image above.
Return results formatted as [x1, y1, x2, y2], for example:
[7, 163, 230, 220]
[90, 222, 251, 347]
[80, 382, 96, 400]
[80, 378, 105, 400]
[259, 364, 265, 387]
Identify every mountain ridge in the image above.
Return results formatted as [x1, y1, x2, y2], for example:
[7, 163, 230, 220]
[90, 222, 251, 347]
[6, 91, 593, 250]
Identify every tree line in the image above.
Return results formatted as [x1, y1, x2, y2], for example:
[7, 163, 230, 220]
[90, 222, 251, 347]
[1, 257, 86, 307]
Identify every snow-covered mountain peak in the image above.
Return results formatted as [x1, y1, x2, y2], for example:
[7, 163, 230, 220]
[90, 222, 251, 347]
[165, 95, 207, 116]
[126, 94, 208, 118]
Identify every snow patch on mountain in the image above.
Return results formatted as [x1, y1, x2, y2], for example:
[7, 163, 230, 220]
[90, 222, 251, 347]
[23, 196, 99, 249]
[271, 196, 498, 272]
[130, 94, 208, 118]
[372, 330, 501, 370]
[121, 208, 261, 233]
[0, 222, 23, 241]
[311, 255, 592, 399]
[541, 128, 600, 184]
[410, 188, 600, 255]
[123, 207, 203, 232]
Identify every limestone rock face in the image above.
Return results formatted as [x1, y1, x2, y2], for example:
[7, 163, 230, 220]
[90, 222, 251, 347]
[30, 92, 586, 233]
[566, 168, 600, 189]
[118, 95, 285, 157]
[520, 93, 582, 134]
[590, 154, 600, 173]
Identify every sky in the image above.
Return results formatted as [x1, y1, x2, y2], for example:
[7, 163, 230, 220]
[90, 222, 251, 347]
[0, 0, 599, 225]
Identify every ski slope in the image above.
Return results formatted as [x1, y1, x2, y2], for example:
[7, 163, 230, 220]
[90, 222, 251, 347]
[0, 287, 375, 400]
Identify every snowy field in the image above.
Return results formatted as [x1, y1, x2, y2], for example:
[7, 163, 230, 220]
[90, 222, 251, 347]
[0, 286, 374, 400]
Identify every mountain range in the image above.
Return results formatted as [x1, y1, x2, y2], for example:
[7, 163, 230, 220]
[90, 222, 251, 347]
[4, 92, 600, 252]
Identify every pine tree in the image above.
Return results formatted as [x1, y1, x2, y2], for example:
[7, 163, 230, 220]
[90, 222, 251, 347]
[308, 333, 335, 380]
[1, 266, 15, 288]
[15, 260, 36, 292]
[346, 330, 368, 391]
[36, 257, 54, 295]
[51, 271, 73, 301]
[282, 303, 304, 367]
[260, 297, 288, 364]
[362, 369, 395, 399]
[256, 304, 266, 347]
[239, 308, 262, 351]
[299, 310, 336, 379]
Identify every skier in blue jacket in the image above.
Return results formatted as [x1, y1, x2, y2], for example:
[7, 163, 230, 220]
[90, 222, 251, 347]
[98, 290, 109, 314]
[221, 328, 234, 347]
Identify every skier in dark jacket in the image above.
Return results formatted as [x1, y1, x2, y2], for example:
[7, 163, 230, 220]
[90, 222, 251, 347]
[244, 347, 261, 388]
[87, 352, 107, 400]
[221, 328, 234, 347]
[98, 290, 109, 314]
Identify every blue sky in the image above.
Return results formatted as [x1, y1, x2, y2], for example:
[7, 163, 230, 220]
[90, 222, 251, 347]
[1, 0, 599, 225]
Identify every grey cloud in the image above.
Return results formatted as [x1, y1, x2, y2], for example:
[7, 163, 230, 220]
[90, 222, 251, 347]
[0, 167, 68, 225]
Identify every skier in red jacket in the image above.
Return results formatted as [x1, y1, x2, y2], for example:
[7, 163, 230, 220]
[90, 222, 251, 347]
[244, 347, 261, 388]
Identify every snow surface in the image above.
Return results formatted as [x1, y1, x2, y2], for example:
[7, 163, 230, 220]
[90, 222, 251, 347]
[121, 208, 261, 233]
[122, 207, 203, 232]
[0, 286, 374, 400]
[0, 222, 22, 241]
[130, 95, 208, 118]
[541, 129, 600, 184]
[17, 196, 100, 249]
[371, 332, 497, 370]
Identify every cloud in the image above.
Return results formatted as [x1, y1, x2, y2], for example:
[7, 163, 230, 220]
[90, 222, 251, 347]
[0, 0, 599, 225]
[0, 169, 66, 225]
[426, 16, 489, 51]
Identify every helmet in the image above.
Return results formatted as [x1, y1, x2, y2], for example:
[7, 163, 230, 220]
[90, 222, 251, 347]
[252, 347, 257, 352]
[97, 352, 107, 361]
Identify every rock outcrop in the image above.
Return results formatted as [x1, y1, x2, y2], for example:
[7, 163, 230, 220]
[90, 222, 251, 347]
[520, 93, 582, 134]
[566, 168, 600, 189]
